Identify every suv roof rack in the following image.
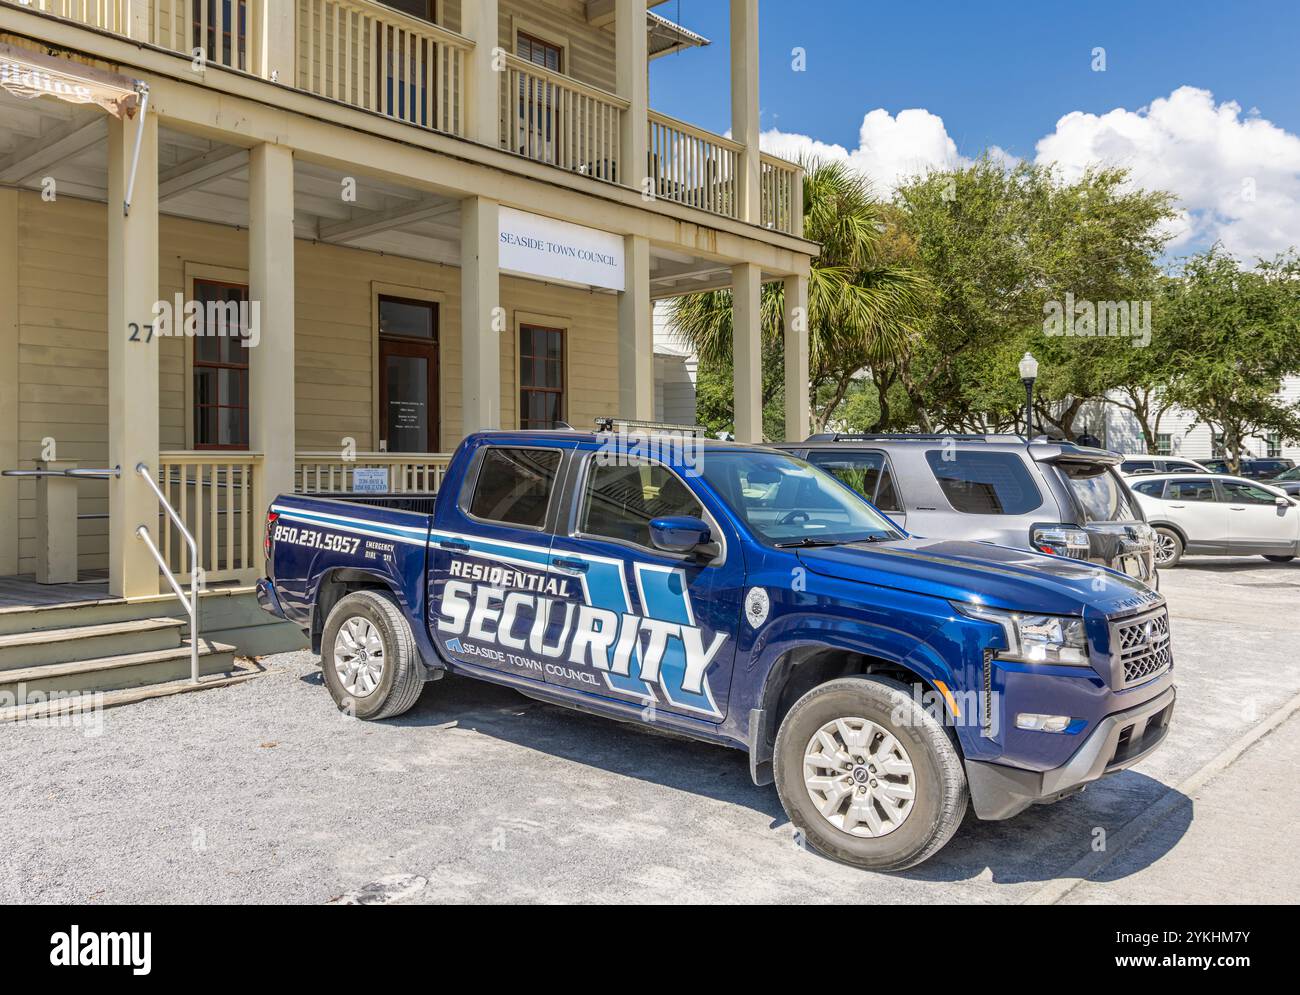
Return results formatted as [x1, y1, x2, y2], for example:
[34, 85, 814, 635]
[595, 417, 706, 436]
[805, 432, 1027, 444]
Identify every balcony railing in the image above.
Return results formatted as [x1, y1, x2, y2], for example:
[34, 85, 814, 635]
[500, 54, 627, 180]
[760, 153, 803, 236]
[298, 0, 470, 135]
[7, 0, 802, 232]
[648, 110, 741, 220]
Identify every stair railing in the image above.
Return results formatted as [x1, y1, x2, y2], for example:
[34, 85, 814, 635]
[135, 462, 200, 684]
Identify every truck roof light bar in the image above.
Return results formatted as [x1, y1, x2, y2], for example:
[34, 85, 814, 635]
[595, 417, 706, 436]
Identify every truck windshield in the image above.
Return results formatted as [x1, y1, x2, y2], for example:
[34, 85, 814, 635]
[1060, 462, 1137, 522]
[699, 451, 905, 546]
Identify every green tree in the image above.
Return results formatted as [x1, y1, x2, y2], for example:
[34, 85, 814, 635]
[1160, 247, 1300, 472]
[669, 160, 928, 438]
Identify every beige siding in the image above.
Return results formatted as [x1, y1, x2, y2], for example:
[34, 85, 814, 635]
[9, 193, 622, 573]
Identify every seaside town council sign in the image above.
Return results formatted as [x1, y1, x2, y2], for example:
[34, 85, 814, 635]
[498, 206, 626, 293]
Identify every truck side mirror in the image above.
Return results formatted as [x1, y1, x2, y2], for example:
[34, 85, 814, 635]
[1276, 496, 1291, 507]
[649, 516, 712, 555]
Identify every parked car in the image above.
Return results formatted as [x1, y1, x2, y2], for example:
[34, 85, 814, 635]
[259, 429, 1175, 871]
[1119, 456, 1211, 476]
[1199, 457, 1296, 479]
[1264, 465, 1300, 497]
[1128, 473, 1299, 566]
[777, 434, 1158, 585]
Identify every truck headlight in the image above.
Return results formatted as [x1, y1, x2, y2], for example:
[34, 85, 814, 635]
[953, 603, 1090, 666]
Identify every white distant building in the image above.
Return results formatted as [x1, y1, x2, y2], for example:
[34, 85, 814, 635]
[653, 302, 699, 426]
[1084, 377, 1300, 460]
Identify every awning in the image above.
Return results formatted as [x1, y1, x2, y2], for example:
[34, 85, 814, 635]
[647, 10, 711, 58]
[0, 41, 140, 118]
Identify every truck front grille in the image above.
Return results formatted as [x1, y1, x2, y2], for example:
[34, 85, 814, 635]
[1111, 608, 1172, 687]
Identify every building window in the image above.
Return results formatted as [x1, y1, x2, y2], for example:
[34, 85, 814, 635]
[1156, 433, 1172, 456]
[1267, 433, 1282, 458]
[519, 324, 565, 430]
[192, 279, 250, 450]
[517, 32, 563, 72]
[384, 0, 435, 20]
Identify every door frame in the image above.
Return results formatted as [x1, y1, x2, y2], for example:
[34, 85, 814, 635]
[371, 282, 445, 452]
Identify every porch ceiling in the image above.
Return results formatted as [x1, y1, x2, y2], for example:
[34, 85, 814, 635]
[0, 89, 771, 292]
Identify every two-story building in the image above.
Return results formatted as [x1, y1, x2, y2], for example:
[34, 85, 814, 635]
[0, 0, 815, 666]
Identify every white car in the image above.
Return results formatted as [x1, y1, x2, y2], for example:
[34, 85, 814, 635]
[1128, 473, 1299, 566]
[1119, 456, 1212, 476]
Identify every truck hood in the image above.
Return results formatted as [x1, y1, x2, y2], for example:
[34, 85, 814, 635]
[796, 537, 1162, 617]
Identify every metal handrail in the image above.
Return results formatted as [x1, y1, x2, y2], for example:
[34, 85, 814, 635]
[134, 462, 200, 684]
[1, 466, 121, 479]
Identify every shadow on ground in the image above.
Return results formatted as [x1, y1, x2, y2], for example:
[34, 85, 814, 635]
[382, 671, 1192, 886]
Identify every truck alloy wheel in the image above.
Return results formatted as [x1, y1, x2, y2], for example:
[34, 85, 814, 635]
[333, 618, 386, 698]
[321, 590, 427, 720]
[774, 677, 967, 871]
[802, 717, 917, 837]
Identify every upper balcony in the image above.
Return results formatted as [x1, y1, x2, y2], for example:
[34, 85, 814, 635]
[8, 0, 803, 236]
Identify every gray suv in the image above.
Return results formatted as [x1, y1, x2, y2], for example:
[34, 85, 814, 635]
[778, 434, 1159, 585]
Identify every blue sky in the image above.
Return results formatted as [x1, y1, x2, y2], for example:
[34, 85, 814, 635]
[649, 0, 1300, 260]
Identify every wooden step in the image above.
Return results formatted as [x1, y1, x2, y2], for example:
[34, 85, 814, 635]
[0, 617, 186, 670]
[0, 638, 237, 700]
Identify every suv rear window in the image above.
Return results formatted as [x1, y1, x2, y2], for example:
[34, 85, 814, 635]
[1060, 463, 1136, 522]
[467, 447, 561, 528]
[924, 451, 1041, 515]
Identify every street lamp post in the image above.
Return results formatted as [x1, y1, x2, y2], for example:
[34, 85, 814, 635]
[1019, 352, 1039, 439]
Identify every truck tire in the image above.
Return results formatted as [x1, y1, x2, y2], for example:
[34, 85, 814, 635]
[1153, 527, 1183, 567]
[321, 590, 426, 721]
[773, 676, 967, 871]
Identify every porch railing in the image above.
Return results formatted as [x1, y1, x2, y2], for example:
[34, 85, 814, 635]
[156, 452, 262, 585]
[298, 0, 471, 135]
[647, 110, 741, 219]
[760, 153, 802, 235]
[295, 452, 452, 494]
[501, 54, 627, 179]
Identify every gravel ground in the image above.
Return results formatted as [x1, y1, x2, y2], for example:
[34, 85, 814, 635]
[3, 557, 1298, 904]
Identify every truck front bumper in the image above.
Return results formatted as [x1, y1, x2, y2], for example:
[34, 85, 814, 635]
[965, 684, 1176, 820]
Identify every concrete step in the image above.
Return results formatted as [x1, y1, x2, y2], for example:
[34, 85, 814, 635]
[0, 638, 237, 701]
[0, 662, 267, 724]
[0, 617, 186, 670]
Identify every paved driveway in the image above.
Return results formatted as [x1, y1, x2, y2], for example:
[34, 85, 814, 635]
[3, 557, 1298, 904]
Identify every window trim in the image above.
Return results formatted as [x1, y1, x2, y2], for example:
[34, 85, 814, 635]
[371, 282, 445, 452]
[512, 18, 569, 74]
[183, 263, 253, 452]
[567, 452, 726, 564]
[459, 444, 565, 533]
[513, 310, 571, 430]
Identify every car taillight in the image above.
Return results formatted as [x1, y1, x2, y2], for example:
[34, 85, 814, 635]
[1031, 525, 1090, 558]
[264, 511, 279, 560]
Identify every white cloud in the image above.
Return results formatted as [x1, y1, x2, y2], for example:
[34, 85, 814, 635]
[761, 107, 967, 195]
[1033, 86, 1300, 261]
[760, 86, 1300, 261]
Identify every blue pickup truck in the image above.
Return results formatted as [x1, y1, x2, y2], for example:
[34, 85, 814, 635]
[258, 427, 1175, 870]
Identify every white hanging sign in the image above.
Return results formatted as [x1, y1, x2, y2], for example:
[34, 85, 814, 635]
[498, 207, 625, 292]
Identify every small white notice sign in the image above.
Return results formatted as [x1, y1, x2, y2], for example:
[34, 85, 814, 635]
[498, 206, 626, 291]
[352, 468, 390, 493]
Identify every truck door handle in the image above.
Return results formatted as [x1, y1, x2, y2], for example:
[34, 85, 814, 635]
[437, 539, 470, 551]
[553, 557, 589, 573]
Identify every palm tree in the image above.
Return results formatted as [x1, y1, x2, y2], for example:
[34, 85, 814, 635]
[669, 159, 929, 435]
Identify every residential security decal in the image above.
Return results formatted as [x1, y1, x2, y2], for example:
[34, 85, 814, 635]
[435, 554, 727, 717]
